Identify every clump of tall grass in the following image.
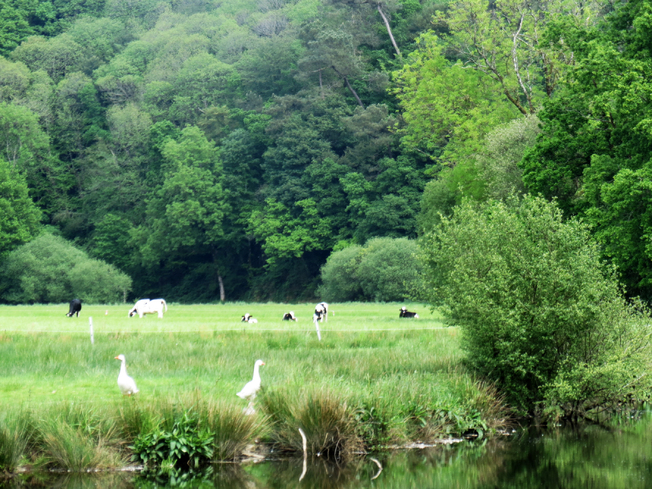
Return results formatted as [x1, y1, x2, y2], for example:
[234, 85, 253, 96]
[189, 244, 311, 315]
[38, 419, 123, 471]
[0, 416, 30, 473]
[32, 403, 125, 471]
[262, 389, 362, 462]
[201, 399, 267, 462]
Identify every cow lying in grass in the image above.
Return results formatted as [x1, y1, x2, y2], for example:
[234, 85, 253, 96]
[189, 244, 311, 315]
[242, 313, 258, 324]
[399, 306, 418, 318]
[282, 311, 297, 321]
[66, 299, 82, 317]
[129, 299, 167, 318]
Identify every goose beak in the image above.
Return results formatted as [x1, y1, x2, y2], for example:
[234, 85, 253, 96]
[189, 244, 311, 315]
[114, 356, 120, 360]
[261, 362, 266, 366]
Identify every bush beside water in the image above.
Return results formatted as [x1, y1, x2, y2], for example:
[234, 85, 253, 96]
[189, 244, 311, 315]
[421, 196, 652, 419]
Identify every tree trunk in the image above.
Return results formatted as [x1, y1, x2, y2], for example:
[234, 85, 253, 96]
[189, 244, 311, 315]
[377, 4, 402, 59]
[218, 274, 225, 302]
[319, 69, 324, 99]
[331, 66, 364, 108]
[212, 250, 226, 301]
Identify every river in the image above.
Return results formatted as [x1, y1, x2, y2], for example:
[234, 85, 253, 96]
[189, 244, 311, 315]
[4, 418, 652, 488]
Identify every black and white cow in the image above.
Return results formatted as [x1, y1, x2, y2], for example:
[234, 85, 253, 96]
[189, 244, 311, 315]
[282, 311, 297, 321]
[66, 299, 82, 317]
[314, 302, 329, 322]
[242, 313, 258, 324]
[399, 306, 418, 318]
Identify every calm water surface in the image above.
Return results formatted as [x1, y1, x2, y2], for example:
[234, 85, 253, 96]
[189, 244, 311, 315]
[4, 420, 652, 488]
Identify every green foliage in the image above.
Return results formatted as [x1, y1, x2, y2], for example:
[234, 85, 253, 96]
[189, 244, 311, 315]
[0, 156, 41, 256]
[420, 195, 652, 417]
[418, 115, 540, 234]
[475, 114, 539, 201]
[141, 125, 226, 260]
[0, 0, 459, 301]
[392, 32, 518, 161]
[522, 0, 652, 299]
[319, 236, 423, 302]
[318, 244, 364, 301]
[0, 233, 132, 303]
[132, 411, 213, 469]
[250, 198, 332, 266]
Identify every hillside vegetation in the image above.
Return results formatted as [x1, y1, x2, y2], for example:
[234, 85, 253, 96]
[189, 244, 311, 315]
[4, 0, 650, 303]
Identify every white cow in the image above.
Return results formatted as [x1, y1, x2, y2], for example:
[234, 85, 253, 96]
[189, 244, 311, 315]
[128, 298, 167, 318]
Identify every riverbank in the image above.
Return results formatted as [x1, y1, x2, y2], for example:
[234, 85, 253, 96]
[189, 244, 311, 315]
[0, 303, 510, 472]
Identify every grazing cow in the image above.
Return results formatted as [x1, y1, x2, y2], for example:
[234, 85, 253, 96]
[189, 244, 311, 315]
[399, 306, 419, 318]
[314, 302, 329, 322]
[128, 298, 167, 318]
[66, 299, 82, 317]
[242, 313, 258, 324]
[282, 311, 297, 321]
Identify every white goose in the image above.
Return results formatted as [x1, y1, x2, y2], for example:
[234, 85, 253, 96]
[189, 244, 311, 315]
[115, 354, 139, 396]
[236, 359, 265, 401]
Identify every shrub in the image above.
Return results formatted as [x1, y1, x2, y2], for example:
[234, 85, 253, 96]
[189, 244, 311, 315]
[318, 245, 365, 302]
[420, 196, 652, 418]
[319, 237, 423, 302]
[0, 233, 132, 303]
[131, 410, 213, 468]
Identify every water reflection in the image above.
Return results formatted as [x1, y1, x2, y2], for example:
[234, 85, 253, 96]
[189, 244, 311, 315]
[5, 420, 652, 488]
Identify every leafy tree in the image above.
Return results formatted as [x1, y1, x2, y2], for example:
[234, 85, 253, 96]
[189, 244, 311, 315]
[139, 126, 228, 300]
[521, 0, 652, 298]
[88, 213, 136, 273]
[420, 195, 652, 417]
[0, 1, 32, 55]
[0, 156, 41, 255]
[319, 236, 423, 301]
[10, 34, 84, 82]
[437, 0, 595, 115]
[0, 57, 54, 122]
[356, 236, 423, 301]
[249, 197, 332, 266]
[0, 233, 132, 303]
[392, 33, 518, 162]
[0, 102, 71, 218]
[318, 243, 364, 301]
[475, 114, 539, 201]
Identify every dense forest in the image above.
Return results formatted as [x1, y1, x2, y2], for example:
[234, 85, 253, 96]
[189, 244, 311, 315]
[1, 0, 652, 303]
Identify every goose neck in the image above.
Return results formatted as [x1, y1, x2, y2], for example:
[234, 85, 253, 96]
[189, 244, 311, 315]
[252, 363, 261, 382]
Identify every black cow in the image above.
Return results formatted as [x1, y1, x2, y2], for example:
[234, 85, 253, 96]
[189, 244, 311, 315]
[282, 311, 297, 321]
[399, 306, 418, 318]
[66, 299, 82, 317]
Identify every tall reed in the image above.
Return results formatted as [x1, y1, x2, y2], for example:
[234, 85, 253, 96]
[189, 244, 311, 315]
[262, 388, 363, 462]
[0, 416, 30, 473]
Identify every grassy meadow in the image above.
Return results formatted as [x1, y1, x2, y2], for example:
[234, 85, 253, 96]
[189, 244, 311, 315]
[0, 302, 509, 471]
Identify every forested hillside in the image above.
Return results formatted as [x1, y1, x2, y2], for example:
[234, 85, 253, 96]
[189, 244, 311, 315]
[2, 0, 651, 302]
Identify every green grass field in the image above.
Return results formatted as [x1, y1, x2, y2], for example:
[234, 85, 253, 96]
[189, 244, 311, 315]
[0, 302, 508, 471]
[0, 302, 452, 406]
